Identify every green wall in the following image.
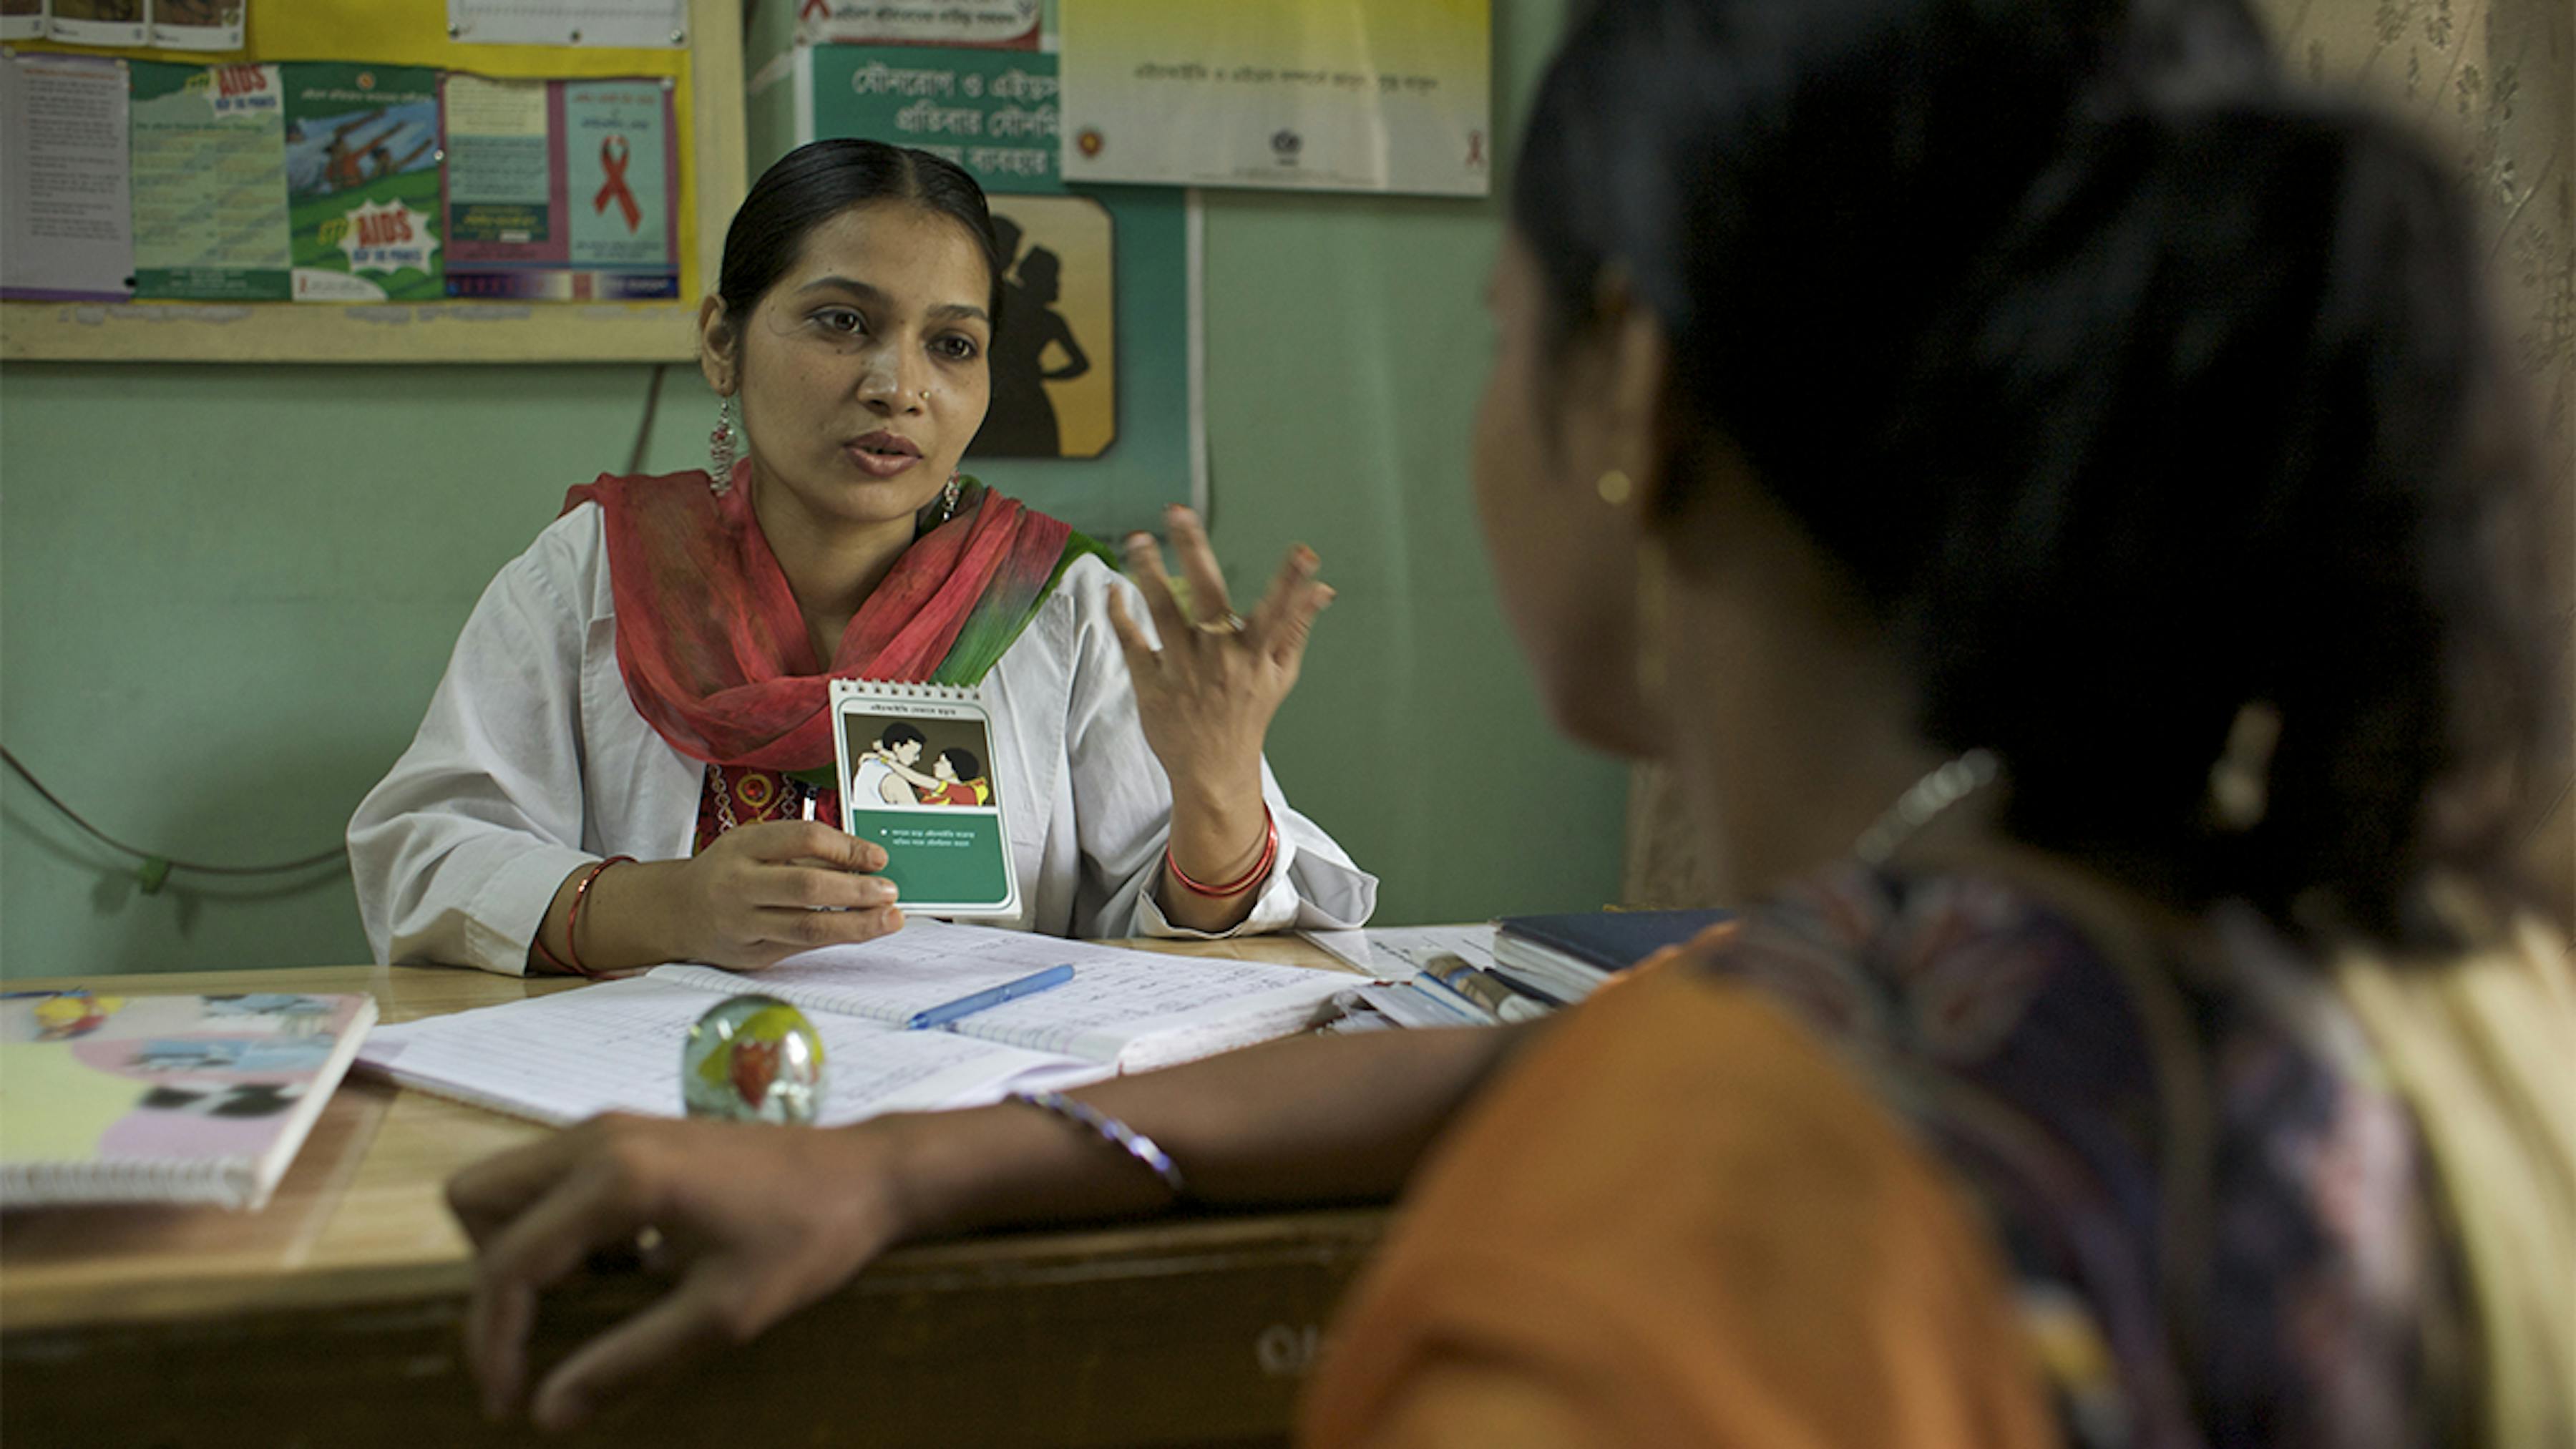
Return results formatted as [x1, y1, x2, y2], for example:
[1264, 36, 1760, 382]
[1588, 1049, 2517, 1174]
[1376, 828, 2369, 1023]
[0, 0, 1621, 978]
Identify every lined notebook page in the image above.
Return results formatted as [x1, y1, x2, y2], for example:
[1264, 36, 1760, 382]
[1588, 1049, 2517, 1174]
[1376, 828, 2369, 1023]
[650, 922, 1352, 1070]
[359, 978, 1100, 1127]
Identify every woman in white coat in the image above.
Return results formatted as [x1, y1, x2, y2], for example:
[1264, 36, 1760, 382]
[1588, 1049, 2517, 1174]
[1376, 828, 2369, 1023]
[348, 140, 1374, 976]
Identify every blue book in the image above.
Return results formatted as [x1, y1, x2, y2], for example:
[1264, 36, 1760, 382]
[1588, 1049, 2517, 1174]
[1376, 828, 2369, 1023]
[1490, 909, 1735, 1004]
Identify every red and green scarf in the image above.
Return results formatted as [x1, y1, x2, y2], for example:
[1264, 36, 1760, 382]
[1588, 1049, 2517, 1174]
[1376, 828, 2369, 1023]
[563, 467, 1106, 781]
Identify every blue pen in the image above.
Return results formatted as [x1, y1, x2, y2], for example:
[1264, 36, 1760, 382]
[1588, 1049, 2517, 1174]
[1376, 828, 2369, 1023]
[905, 964, 1077, 1030]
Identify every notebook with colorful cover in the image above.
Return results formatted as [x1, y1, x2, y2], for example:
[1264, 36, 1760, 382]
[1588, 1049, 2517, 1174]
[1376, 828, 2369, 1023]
[831, 679, 1018, 917]
[0, 990, 379, 1211]
[1490, 908, 1737, 1004]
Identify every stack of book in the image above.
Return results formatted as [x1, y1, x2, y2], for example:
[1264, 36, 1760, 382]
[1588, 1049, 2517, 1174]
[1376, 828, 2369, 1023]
[1486, 907, 1735, 1007]
[1332, 909, 1737, 1028]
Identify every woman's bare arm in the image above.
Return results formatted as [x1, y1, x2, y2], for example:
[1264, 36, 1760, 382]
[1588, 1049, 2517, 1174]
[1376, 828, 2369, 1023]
[449, 1021, 1533, 1432]
[900, 1018, 1532, 1231]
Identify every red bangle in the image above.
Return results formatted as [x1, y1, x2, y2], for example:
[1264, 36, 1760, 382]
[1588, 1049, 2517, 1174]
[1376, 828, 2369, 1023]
[530, 933, 571, 973]
[1165, 809, 1278, 898]
[555, 855, 636, 978]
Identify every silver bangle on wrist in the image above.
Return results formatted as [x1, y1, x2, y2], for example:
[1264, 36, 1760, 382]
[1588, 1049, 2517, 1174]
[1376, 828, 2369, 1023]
[1008, 1089, 1186, 1198]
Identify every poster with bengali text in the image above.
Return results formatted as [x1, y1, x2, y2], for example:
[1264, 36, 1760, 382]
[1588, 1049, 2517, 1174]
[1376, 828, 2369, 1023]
[2, 0, 245, 51]
[560, 77, 678, 295]
[48, 0, 148, 48]
[824, 44, 1061, 194]
[286, 64, 442, 303]
[1058, 0, 1489, 197]
[443, 74, 554, 268]
[803, 41, 1198, 535]
[1, 50, 134, 301]
[2, 0, 47, 42]
[155, 0, 248, 52]
[814, 46, 1113, 459]
[445, 0, 688, 49]
[799, 0, 1040, 49]
[129, 60, 292, 301]
[444, 74, 678, 300]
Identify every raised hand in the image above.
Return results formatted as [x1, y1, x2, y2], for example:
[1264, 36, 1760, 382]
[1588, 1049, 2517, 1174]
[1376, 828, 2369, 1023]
[1107, 506, 1333, 804]
[1106, 506, 1334, 932]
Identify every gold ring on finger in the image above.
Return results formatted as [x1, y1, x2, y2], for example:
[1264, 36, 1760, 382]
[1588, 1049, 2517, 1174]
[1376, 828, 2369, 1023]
[1195, 611, 1247, 635]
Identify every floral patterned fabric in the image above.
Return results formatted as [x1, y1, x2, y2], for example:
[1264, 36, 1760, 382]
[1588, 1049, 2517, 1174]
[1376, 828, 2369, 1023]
[1706, 864, 2469, 1449]
[691, 763, 843, 856]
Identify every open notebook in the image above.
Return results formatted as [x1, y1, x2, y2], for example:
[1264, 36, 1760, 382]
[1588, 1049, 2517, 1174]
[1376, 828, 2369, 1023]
[358, 922, 1355, 1128]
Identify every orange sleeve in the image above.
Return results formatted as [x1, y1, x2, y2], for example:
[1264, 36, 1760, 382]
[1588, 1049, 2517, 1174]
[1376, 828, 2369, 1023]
[1298, 960, 2060, 1449]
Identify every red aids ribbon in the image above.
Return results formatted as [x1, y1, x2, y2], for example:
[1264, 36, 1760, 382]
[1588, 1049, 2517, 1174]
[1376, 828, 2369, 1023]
[799, 0, 830, 17]
[594, 135, 641, 233]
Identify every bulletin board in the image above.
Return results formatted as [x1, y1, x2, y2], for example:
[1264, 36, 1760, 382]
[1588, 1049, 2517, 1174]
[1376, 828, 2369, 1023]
[0, 0, 743, 362]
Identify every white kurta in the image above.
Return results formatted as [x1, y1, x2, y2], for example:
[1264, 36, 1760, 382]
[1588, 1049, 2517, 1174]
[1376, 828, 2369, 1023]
[347, 504, 1377, 974]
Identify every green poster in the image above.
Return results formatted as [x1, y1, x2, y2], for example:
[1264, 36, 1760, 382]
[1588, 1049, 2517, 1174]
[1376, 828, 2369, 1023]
[129, 62, 291, 301]
[283, 64, 441, 303]
[824, 47, 1063, 195]
[443, 75, 552, 246]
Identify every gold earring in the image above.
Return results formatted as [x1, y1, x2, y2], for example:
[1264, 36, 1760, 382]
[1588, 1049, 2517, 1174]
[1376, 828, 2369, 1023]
[1596, 469, 1634, 506]
[2207, 701, 2282, 831]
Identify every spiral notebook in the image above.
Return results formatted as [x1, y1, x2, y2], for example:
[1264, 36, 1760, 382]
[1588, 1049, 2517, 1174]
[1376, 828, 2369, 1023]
[831, 680, 1018, 917]
[0, 990, 378, 1211]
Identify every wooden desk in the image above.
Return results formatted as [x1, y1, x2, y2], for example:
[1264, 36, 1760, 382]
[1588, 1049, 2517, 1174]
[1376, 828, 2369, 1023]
[1, 942, 1391, 1448]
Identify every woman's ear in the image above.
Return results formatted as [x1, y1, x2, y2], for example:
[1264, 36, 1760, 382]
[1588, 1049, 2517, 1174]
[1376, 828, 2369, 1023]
[696, 294, 736, 396]
[1597, 279, 1677, 518]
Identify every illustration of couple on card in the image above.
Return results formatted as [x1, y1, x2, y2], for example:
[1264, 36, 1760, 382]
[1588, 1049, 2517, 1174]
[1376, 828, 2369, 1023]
[849, 722, 991, 809]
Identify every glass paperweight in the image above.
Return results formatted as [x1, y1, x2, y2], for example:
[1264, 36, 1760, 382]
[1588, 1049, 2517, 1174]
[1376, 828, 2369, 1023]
[680, 995, 826, 1125]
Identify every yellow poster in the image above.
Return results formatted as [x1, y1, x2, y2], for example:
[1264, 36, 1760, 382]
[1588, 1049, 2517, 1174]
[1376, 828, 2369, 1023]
[980, 194, 1116, 459]
[1058, 0, 1490, 197]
